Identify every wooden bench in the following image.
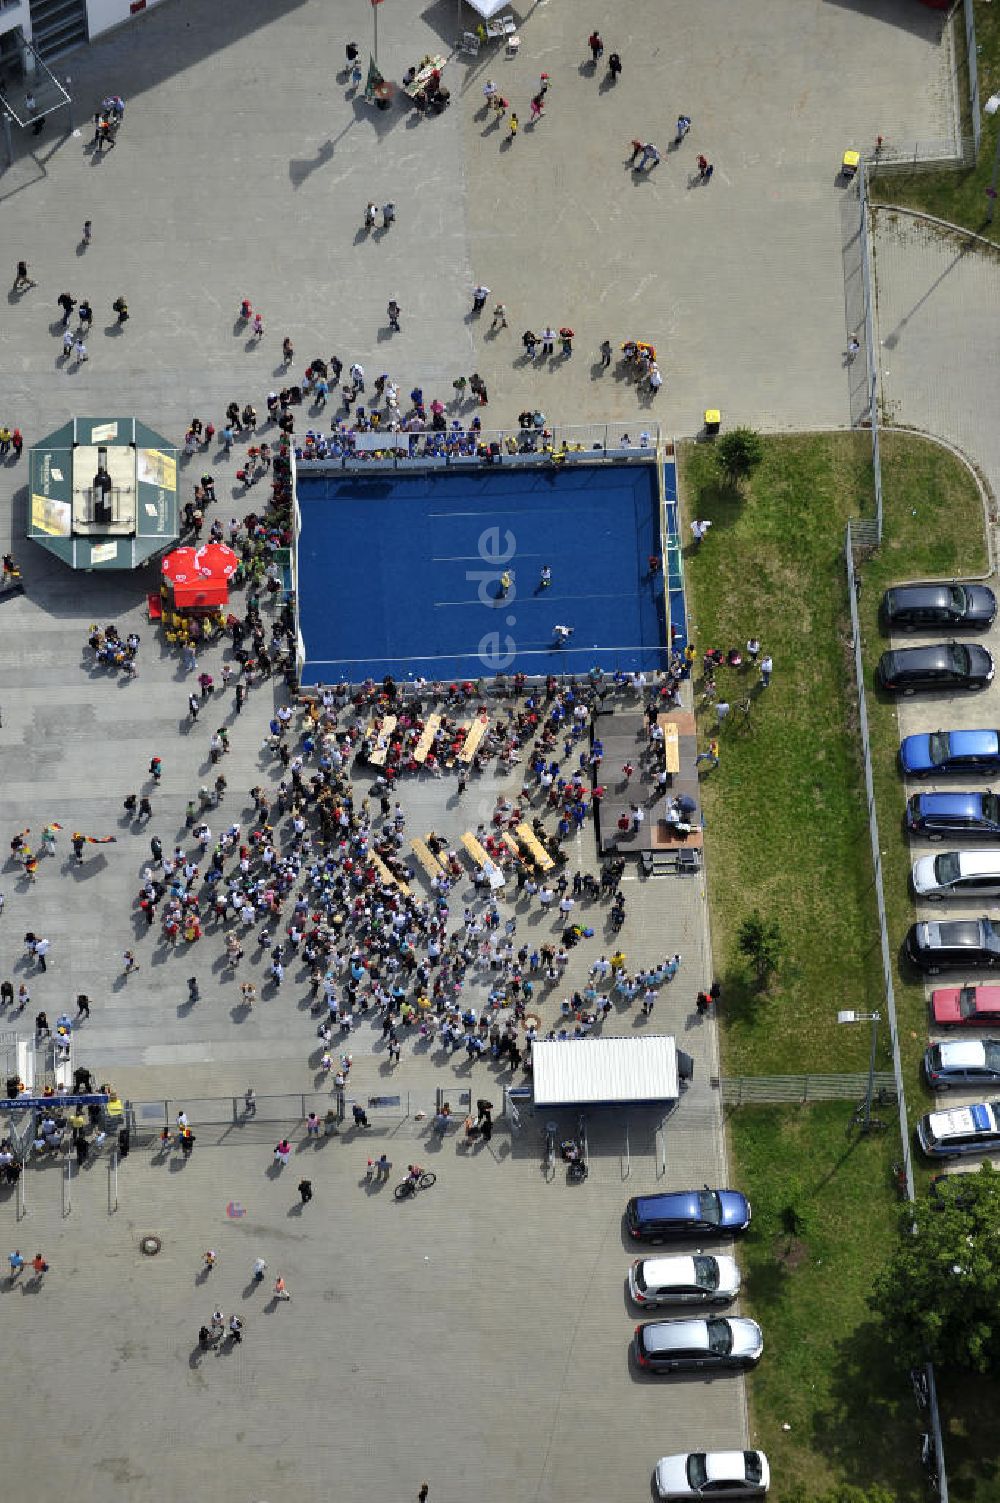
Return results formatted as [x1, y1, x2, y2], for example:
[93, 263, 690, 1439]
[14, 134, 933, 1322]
[411, 838, 445, 882]
[515, 822, 555, 873]
[413, 713, 441, 765]
[371, 851, 411, 897]
[368, 715, 397, 767]
[459, 712, 489, 764]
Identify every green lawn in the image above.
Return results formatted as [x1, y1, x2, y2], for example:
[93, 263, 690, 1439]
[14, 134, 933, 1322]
[730, 1105, 912, 1500]
[870, 0, 1000, 244]
[680, 429, 989, 1502]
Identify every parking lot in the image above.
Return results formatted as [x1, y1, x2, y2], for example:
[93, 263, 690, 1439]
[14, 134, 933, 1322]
[883, 578, 1000, 1166]
[2, 1107, 746, 1503]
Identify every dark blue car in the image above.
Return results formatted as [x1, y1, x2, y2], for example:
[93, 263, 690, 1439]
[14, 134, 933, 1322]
[901, 730, 1000, 778]
[905, 791, 1000, 841]
[625, 1189, 751, 1243]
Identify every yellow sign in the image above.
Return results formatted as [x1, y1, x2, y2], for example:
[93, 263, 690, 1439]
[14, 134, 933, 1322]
[137, 448, 177, 490]
[31, 494, 71, 537]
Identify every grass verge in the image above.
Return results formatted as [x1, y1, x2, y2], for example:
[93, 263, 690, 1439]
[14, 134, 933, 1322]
[681, 429, 988, 1501]
[870, 0, 1000, 245]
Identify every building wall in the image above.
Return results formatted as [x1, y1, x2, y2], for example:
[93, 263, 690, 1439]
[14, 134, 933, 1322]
[0, 0, 31, 47]
[87, 0, 169, 41]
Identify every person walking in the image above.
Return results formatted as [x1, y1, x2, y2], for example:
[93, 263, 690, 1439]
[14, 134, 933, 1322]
[297, 1178, 313, 1204]
[274, 1274, 291, 1301]
[123, 950, 138, 976]
[62, 327, 74, 360]
[491, 302, 507, 330]
[382, 202, 395, 228]
[695, 737, 720, 769]
[58, 292, 76, 326]
[760, 654, 773, 688]
[540, 326, 555, 357]
[364, 201, 377, 230]
[73, 337, 88, 365]
[419, 1487, 430, 1503]
[252, 1256, 267, 1283]
[472, 284, 490, 313]
[34, 937, 50, 972]
[690, 518, 712, 546]
[8, 1249, 24, 1279]
[82, 219, 92, 246]
[31, 1252, 49, 1280]
[76, 993, 90, 1019]
[508, 112, 518, 140]
[228, 1314, 244, 1344]
[600, 339, 612, 368]
[387, 298, 401, 332]
[13, 261, 33, 290]
[607, 52, 623, 82]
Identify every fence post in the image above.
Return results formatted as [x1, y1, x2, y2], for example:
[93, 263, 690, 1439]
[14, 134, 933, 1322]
[109, 1147, 119, 1215]
[63, 1156, 71, 1218]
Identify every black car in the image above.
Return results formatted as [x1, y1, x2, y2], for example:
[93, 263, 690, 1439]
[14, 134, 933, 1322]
[881, 583, 996, 632]
[876, 643, 994, 695]
[905, 917, 1000, 975]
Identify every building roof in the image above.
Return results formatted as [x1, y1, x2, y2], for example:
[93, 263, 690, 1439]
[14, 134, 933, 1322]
[532, 1035, 679, 1108]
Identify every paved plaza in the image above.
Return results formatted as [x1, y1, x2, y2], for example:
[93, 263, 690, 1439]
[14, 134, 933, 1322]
[0, 1, 962, 1499]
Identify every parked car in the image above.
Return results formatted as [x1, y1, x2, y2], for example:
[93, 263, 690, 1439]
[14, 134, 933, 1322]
[923, 1040, 1000, 1090]
[917, 1100, 1000, 1158]
[912, 850, 1000, 901]
[881, 582, 996, 632]
[900, 729, 1000, 778]
[931, 983, 1000, 1027]
[876, 643, 994, 695]
[625, 1189, 751, 1243]
[633, 1316, 763, 1374]
[628, 1254, 741, 1308]
[653, 1451, 770, 1501]
[905, 917, 1000, 974]
[905, 793, 1000, 842]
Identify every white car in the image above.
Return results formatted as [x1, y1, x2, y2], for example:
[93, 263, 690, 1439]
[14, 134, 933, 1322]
[912, 850, 1000, 902]
[629, 1253, 741, 1307]
[654, 1450, 769, 1500]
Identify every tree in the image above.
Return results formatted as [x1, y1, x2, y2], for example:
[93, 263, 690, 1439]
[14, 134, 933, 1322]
[737, 909, 783, 987]
[715, 426, 764, 487]
[870, 1163, 1000, 1374]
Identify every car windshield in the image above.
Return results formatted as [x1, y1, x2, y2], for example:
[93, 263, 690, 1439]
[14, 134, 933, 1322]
[950, 586, 969, 613]
[985, 1044, 1000, 1073]
[987, 923, 1000, 950]
[697, 1189, 722, 1226]
[949, 645, 972, 675]
[693, 1255, 719, 1290]
[707, 1318, 733, 1355]
[926, 730, 950, 763]
[687, 1455, 708, 1489]
[634, 1263, 647, 1293]
[984, 796, 1000, 824]
[959, 988, 979, 1019]
[934, 853, 961, 885]
[744, 1452, 762, 1484]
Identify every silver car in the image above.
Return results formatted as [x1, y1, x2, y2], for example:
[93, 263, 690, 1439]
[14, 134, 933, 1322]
[912, 850, 1000, 902]
[634, 1316, 763, 1374]
[654, 1450, 770, 1500]
[629, 1254, 741, 1308]
[923, 1039, 1000, 1091]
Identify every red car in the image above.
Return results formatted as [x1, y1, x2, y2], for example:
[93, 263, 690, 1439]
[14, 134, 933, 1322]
[932, 983, 1000, 1027]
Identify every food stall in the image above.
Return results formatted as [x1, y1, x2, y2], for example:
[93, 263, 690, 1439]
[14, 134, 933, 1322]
[158, 542, 239, 642]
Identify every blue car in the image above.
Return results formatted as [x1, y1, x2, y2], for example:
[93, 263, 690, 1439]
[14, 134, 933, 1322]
[625, 1189, 752, 1243]
[901, 729, 1000, 778]
[905, 792, 1000, 842]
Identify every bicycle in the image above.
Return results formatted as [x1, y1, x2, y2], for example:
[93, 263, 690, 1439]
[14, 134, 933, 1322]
[910, 1365, 929, 1411]
[394, 1170, 437, 1201]
[543, 1121, 557, 1179]
[846, 1097, 889, 1136]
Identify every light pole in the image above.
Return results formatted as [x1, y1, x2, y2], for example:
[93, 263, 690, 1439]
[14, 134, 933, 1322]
[837, 1009, 881, 1133]
[986, 93, 1000, 227]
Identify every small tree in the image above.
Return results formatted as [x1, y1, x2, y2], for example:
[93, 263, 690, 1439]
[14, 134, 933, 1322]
[871, 1163, 1000, 1375]
[716, 426, 764, 488]
[737, 909, 783, 988]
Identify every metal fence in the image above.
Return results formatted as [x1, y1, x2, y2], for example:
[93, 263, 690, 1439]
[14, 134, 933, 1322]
[856, 162, 883, 538]
[868, 137, 976, 174]
[966, 0, 982, 158]
[718, 1071, 897, 1107]
[128, 1090, 421, 1143]
[295, 421, 659, 473]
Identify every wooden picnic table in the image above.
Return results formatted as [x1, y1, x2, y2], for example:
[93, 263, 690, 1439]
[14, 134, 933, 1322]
[368, 715, 397, 767]
[461, 832, 491, 869]
[501, 832, 522, 861]
[515, 822, 555, 873]
[403, 54, 447, 100]
[661, 720, 680, 775]
[411, 838, 445, 882]
[413, 712, 441, 764]
[459, 712, 489, 764]
[371, 852, 410, 897]
[445, 721, 472, 768]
